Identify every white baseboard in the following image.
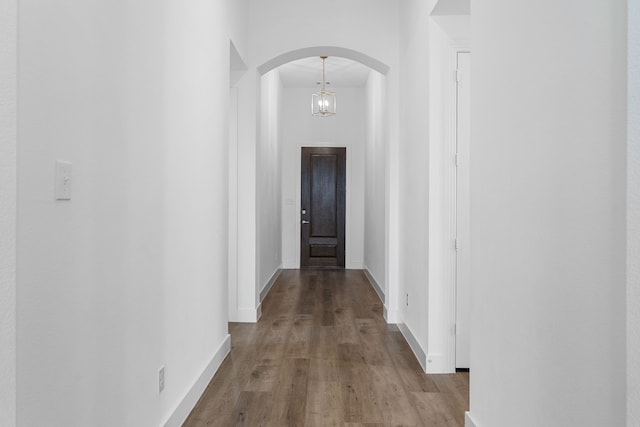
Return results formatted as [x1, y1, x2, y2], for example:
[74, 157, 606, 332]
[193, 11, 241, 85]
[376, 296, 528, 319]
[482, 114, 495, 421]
[234, 268, 279, 324]
[236, 307, 259, 323]
[397, 322, 427, 371]
[260, 268, 282, 301]
[465, 412, 478, 427]
[363, 268, 385, 304]
[384, 306, 400, 324]
[425, 352, 450, 374]
[163, 334, 231, 427]
[281, 260, 298, 269]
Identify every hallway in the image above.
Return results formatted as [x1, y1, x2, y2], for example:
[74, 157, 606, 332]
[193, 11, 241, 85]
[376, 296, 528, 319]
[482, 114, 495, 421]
[2, 1, 635, 425]
[184, 270, 469, 426]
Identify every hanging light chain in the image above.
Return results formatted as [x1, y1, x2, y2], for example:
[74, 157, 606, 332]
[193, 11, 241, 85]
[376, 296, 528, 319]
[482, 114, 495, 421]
[321, 56, 327, 90]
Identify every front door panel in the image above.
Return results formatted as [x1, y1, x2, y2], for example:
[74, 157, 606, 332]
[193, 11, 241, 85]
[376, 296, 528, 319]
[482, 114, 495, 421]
[300, 147, 346, 268]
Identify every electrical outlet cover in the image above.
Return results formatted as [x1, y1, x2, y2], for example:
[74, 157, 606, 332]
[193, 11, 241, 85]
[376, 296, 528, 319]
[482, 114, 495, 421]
[158, 366, 165, 393]
[55, 160, 72, 200]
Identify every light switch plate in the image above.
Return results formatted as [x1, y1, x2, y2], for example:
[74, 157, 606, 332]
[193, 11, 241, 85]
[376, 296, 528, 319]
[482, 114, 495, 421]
[55, 160, 72, 200]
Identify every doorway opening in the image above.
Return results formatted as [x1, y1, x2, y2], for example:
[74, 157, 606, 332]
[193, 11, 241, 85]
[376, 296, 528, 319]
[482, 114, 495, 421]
[300, 147, 346, 268]
[227, 46, 392, 323]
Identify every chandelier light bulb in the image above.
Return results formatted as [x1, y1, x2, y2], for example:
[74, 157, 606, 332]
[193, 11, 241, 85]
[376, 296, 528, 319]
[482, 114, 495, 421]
[311, 56, 337, 117]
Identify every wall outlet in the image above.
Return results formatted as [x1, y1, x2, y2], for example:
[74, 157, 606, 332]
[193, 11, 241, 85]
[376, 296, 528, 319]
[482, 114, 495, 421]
[55, 160, 72, 200]
[158, 366, 165, 393]
[406, 293, 409, 307]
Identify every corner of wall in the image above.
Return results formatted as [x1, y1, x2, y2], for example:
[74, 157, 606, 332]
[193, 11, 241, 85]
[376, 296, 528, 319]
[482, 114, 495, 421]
[383, 306, 400, 324]
[236, 306, 261, 323]
[424, 352, 451, 374]
[464, 412, 479, 427]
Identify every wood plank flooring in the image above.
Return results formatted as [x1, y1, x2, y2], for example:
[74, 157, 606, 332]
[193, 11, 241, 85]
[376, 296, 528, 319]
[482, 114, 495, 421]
[184, 269, 469, 427]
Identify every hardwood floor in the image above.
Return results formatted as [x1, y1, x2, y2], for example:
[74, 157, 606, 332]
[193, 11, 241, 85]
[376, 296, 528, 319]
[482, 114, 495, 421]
[184, 269, 469, 427]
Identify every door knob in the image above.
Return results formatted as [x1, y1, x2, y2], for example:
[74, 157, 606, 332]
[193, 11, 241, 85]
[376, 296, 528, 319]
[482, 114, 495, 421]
[301, 220, 310, 224]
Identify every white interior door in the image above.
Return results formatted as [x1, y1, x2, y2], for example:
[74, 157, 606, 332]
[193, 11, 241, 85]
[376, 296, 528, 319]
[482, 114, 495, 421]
[455, 51, 471, 369]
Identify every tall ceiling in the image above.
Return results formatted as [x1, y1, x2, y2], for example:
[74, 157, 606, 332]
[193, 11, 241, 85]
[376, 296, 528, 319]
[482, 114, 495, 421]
[277, 56, 372, 88]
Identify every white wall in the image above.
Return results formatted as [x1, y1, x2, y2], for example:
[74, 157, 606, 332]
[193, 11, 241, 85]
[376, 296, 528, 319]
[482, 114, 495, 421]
[257, 70, 284, 293]
[16, 1, 245, 425]
[235, 70, 259, 321]
[226, 1, 248, 65]
[247, 0, 399, 69]
[364, 72, 387, 295]
[234, 0, 400, 323]
[0, 0, 17, 424]
[469, 1, 626, 426]
[396, 0, 433, 364]
[628, 0, 640, 424]
[426, 13, 470, 373]
[281, 87, 366, 270]
[227, 6, 248, 324]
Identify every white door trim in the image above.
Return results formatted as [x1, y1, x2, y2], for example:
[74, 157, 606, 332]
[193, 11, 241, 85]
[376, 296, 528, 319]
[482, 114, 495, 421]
[454, 50, 471, 369]
[446, 43, 471, 372]
[429, 42, 470, 373]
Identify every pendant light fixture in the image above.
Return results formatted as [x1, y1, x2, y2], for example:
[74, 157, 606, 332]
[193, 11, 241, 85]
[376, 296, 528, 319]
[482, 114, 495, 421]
[311, 56, 337, 117]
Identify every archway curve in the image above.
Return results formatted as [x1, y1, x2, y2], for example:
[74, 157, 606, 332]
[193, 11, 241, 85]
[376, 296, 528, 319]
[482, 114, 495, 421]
[257, 46, 390, 76]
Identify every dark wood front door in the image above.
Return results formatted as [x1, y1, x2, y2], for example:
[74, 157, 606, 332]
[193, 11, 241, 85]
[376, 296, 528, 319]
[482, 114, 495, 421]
[300, 147, 346, 268]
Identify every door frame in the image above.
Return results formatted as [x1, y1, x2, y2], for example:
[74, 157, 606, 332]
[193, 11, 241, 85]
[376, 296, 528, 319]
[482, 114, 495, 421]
[293, 143, 351, 268]
[454, 50, 471, 369]
[447, 45, 471, 371]
[428, 42, 470, 373]
[299, 146, 346, 268]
